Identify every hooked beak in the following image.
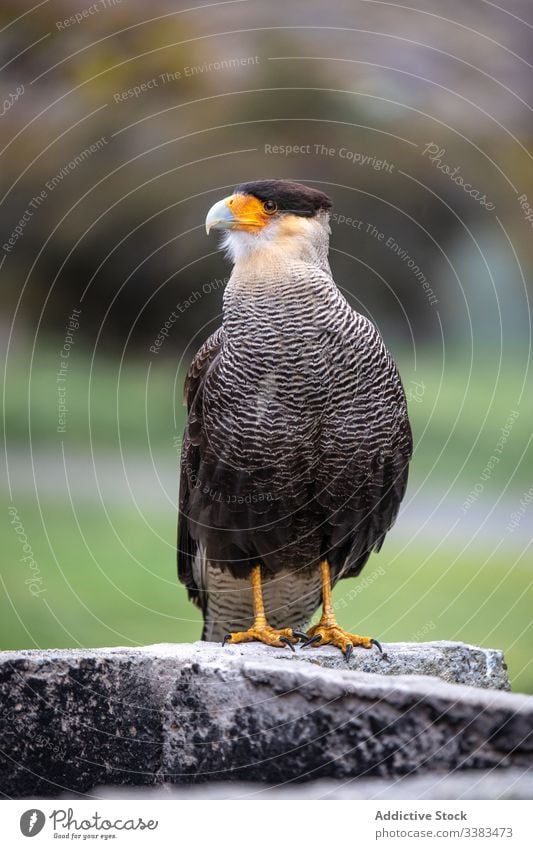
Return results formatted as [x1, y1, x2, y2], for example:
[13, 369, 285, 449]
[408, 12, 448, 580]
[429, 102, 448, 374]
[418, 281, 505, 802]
[205, 197, 236, 234]
[205, 193, 271, 235]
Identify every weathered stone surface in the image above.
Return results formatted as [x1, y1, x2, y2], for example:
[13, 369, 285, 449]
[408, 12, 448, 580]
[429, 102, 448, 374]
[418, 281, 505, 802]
[96, 768, 533, 799]
[257, 639, 510, 689]
[0, 641, 529, 798]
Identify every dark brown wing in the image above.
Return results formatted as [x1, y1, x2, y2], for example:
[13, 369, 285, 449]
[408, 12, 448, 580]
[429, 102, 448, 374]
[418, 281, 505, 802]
[323, 356, 413, 582]
[341, 412, 412, 578]
[177, 328, 224, 612]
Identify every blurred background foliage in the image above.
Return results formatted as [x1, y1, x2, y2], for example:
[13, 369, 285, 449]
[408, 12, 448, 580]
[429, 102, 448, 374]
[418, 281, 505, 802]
[1, 1, 532, 690]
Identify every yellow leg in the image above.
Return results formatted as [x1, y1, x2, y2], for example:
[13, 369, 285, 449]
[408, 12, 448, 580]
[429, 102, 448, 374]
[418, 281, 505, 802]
[302, 560, 381, 659]
[222, 565, 298, 650]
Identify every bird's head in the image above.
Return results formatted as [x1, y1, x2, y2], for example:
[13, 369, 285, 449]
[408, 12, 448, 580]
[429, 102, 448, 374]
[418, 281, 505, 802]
[205, 179, 332, 264]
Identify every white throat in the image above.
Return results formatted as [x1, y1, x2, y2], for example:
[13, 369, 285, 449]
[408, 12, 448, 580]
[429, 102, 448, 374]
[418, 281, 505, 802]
[220, 211, 331, 273]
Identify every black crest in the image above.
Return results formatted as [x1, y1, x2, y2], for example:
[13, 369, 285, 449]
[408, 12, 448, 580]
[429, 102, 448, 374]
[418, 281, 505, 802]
[234, 179, 332, 217]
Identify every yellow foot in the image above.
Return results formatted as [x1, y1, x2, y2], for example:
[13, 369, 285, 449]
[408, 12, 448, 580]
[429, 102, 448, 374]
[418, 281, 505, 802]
[222, 624, 298, 651]
[297, 622, 382, 660]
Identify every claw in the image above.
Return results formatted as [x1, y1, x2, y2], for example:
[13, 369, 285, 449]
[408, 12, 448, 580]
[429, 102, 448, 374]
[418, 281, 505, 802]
[301, 634, 323, 649]
[279, 636, 296, 652]
[371, 638, 383, 654]
[292, 630, 310, 642]
[345, 642, 353, 662]
[222, 634, 231, 647]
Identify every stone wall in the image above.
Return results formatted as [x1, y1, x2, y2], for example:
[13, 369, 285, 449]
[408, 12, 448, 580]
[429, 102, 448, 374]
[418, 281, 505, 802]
[1, 641, 531, 798]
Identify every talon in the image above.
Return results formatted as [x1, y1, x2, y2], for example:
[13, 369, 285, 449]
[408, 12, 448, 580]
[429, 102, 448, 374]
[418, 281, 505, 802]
[301, 634, 323, 649]
[292, 630, 310, 642]
[222, 624, 299, 649]
[371, 638, 383, 654]
[345, 642, 353, 662]
[279, 636, 296, 652]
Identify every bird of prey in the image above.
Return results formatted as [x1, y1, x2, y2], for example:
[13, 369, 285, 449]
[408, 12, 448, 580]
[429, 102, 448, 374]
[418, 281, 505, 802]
[177, 179, 412, 657]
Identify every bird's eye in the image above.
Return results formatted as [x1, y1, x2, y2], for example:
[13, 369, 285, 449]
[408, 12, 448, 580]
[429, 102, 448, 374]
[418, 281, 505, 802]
[263, 200, 277, 214]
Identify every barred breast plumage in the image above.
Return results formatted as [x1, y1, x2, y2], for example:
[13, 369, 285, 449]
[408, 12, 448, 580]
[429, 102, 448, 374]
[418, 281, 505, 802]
[178, 180, 412, 642]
